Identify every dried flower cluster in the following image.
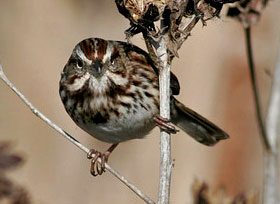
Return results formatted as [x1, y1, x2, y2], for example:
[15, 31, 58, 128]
[115, 0, 240, 59]
[227, 0, 269, 27]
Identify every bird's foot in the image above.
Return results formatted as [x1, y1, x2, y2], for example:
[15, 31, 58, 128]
[154, 115, 179, 134]
[87, 143, 118, 176]
[87, 149, 109, 176]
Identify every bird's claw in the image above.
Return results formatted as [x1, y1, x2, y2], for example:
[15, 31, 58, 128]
[87, 149, 109, 176]
[154, 115, 179, 134]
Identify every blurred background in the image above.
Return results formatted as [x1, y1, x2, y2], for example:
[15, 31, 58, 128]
[0, 1, 279, 203]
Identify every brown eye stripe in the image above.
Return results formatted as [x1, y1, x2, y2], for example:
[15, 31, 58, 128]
[79, 39, 95, 61]
[111, 47, 120, 62]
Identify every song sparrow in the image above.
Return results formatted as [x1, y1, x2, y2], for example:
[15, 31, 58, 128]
[59, 38, 229, 176]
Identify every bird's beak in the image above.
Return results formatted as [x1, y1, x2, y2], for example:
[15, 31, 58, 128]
[87, 59, 104, 78]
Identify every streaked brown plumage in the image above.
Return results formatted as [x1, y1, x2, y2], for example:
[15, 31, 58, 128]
[59, 38, 229, 175]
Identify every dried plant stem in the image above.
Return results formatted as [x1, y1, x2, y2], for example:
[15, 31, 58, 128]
[263, 152, 279, 204]
[244, 27, 271, 151]
[143, 32, 173, 204]
[142, 15, 200, 204]
[156, 35, 173, 204]
[263, 48, 280, 204]
[0, 64, 155, 204]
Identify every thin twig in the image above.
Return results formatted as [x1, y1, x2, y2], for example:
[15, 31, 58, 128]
[143, 32, 159, 67]
[263, 47, 280, 204]
[0, 64, 155, 204]
[176, 16, 200, 52]
[244, 27, 271, 151]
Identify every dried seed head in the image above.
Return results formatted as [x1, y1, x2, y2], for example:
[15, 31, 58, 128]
[227, 0, 268, 27]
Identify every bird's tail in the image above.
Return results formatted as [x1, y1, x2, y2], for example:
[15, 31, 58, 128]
[171, 98, 229, 146]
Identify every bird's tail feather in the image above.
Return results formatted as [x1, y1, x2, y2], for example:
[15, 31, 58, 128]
[171, 98, 229, 146]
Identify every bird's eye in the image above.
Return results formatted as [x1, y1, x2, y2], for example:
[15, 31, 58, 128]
[109, 60, 116, 70]
[76, 59, 83, 69]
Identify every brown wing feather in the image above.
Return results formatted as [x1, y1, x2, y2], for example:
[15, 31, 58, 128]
[119, 41, 180, 95]
[117, 40, 227, 145]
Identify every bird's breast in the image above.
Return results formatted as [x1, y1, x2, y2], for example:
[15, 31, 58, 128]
[60, 72, 160, 143]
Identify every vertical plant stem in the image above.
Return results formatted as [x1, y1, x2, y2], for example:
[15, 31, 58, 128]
[263, 153, 279, 204]
[263, 48, 280, 204]
[157, 36, 173, 204]
[244, 27, 271, 151]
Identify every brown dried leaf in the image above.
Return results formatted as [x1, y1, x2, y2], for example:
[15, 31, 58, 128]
[116, 0, 168, 37]
[124, 0, 168, 22]
[197, 0, 220, 21]
[192, 180, 258, 204]
[0, 176, 31, 204]
[0, 143, 24, 171]
[0, 142, 31, 204]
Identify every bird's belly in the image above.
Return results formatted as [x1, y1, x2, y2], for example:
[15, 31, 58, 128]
[78, 106, 158, 143]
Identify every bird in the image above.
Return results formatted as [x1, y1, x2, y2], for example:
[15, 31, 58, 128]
[59, 38, 229, 176]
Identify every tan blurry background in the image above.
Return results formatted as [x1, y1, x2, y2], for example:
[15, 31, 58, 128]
[0, 1, 280, 203]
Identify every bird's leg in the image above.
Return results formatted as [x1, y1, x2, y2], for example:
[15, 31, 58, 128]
[87, 143, 119, 176]
[154, 115, 179, 134]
